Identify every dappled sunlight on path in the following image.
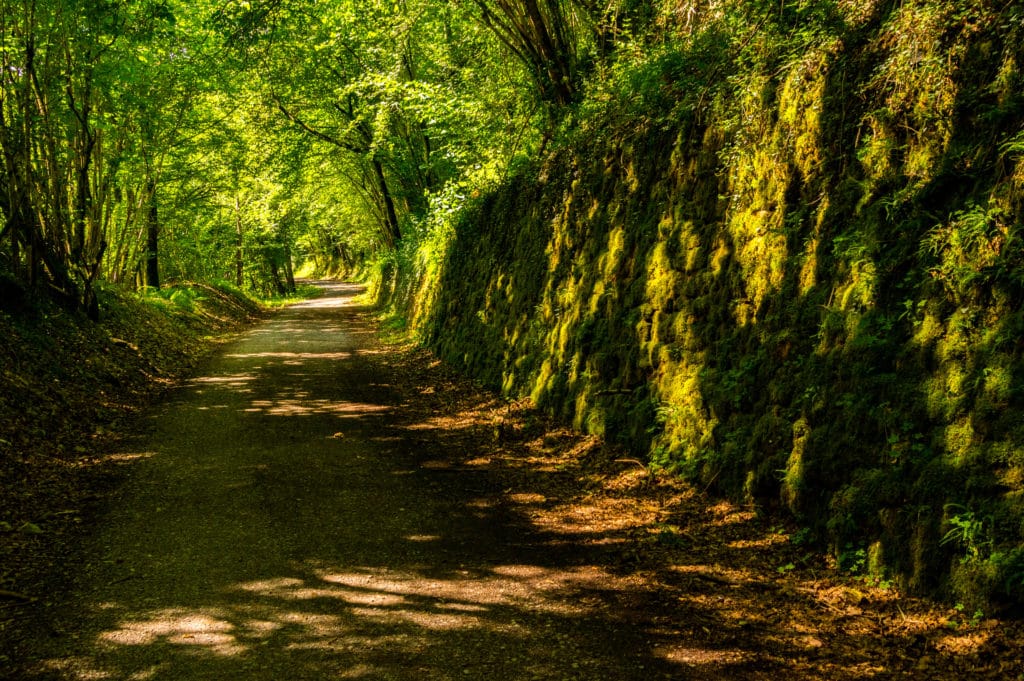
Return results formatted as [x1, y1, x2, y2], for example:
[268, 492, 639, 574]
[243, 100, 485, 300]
[47, 550, 755, 681]
[25, 282, 698, 680]
[68, 561, 670, 678]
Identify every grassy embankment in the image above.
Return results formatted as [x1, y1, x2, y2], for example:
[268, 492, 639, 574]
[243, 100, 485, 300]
[0, 279, 266, 617]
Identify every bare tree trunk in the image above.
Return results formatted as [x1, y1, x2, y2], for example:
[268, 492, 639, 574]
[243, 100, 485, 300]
[474, 0, 577, 107]
[82, 238, 105, 321]
[338, 243, 354, 272]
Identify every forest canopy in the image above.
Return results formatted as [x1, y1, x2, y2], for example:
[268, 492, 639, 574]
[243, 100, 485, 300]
[0, 0, 808, 303]
[0, 0, 574, 302]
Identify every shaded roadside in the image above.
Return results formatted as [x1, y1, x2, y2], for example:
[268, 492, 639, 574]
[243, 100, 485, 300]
[0, 282, 262, 664]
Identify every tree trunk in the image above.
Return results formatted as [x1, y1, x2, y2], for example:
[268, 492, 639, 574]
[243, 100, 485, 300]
[371, 158, 401, 248]
[83, 239, 106, 321]
[283, 245, 296, 292]
[234, 196, 244, 287]
[145, 179, 159, 289]
[269, 260, 287, 295]
[71, 123, 95, 263]
[338, 243, 354, 272]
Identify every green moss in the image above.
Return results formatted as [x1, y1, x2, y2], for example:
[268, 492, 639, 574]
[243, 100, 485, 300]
[372, 0, 1024, 610]
[783, 417, 811, 512]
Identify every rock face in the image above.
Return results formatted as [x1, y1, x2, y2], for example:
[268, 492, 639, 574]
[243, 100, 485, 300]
[379, 2, 1024, 606]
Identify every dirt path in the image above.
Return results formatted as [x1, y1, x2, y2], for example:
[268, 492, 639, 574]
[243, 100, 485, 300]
[8, 282, 1023, 680]
[10, 283, 682, 680]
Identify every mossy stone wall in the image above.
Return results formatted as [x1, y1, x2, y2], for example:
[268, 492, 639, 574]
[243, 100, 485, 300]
[388, 0, 1024, 606]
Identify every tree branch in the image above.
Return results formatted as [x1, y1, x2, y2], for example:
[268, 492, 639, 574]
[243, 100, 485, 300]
[274, 97, 361, 153]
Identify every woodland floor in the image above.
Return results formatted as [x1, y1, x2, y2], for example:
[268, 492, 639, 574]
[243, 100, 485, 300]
[2, 281, 1023, 680]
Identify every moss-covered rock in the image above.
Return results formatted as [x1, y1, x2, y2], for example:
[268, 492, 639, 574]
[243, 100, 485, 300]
[378, 0, 1024, 608]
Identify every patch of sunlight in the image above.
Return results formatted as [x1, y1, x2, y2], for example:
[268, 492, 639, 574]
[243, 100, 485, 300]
[506, 493, 547, 504]
[291, 296, 349, 310]
[707, 501, 756, 526]
[240, 619, 282, 636]
[403, 409, 491, 432]
[188, 373, 256, 387]
[242, 398, 388, 417]
[441, 602, 489, 613]
[316, 564, 615, 618]
[727, 536, 789, 550]
[349, 606, 482, 630]
[658, 646, 751, 665]
[933, 629, 995, 655]
[539, 501, 648, 533]
[404, 420, 444, 431]
[224, 351, 354, 360]
[102, 451, 155, 463]
[233, 577, 408, 606]
[263, 322, 348, 333]
[234, 576, 304, 592]
[490, 565, 548, 578]
[99, 609, 244, 656]
[86, 563, 645, 671]
[276, 611, 344, 632]
[79, 562, 669, 675]
[310, 588, 404, 606]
